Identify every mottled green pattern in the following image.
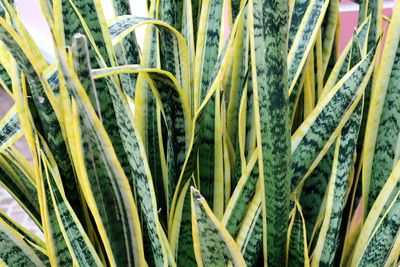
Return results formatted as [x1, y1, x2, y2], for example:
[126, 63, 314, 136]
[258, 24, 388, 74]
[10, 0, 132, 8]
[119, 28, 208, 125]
[252, 0, 291, 265]
[45, 68, 59, 95]
[288, 0, 310, 50]
[196, 0, 223, 207]
[141, 28, 163, 253]
[356, 0, 379, 165]
[175, 180, 196, 266]
[159, 0, 183, 33]
[368, 36, 400, 211]
[358, 195, 400, 267]
[0, 22, 85, 224]
[93, 72, 172, 266]
[288, 209, 305, 267]
[300, 149, 332, 238]
[244, 69, 255, 161]
[71, 34, 101, 117]
[191, 188, 238, 266]
[196, 0, 223, 103]
[319, 101, 362, 266]
[288, 0, 328, 91]
[301, 34, 362, 241]
[39, 156, 73, 267]
[0, 64, 12, 92]
[112, 0, 140, 97]
[224, 161, 259, 238]
[62, 0, 110, 65]
[356, 17, 371, 52]
[172, 49, 227, 215]
[45, 160, 102, 266]
[93, 65, 189, 212]
[291, 47, 375, 189]
[0, 152, 40, 224]
[108, 16, 187, 89]
[148, 73, 187, 199]
[62, 67, 145, 267]
[240, 203, 263, 267]
[0, 109, 21, 149]
[62, 0, 134, 199]
[0, 231, 43, 267]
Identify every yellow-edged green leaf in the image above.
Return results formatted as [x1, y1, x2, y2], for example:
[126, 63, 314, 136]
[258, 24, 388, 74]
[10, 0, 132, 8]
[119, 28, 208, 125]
[39, 146, 103, 267]
[363, 0, 400, 214]
[287, 200, 310, 267]
[288, 0, 329, 96]
[0, 148, 40, 226]
[311, 101, 362, 266]
[0, 215, 47, 267]
[291, 44, 377, 192]
[0, 105, 22, 152]
[58, 49, 146, 266]
[191, 187, 246, 267]
[249, 0, 291, 264]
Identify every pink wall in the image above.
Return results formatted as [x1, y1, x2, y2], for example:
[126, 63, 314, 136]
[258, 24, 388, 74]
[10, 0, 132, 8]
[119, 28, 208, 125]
[339, 0, 395, 52]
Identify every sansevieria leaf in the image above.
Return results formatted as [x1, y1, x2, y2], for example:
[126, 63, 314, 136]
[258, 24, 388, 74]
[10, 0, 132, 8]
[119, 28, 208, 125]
[0, 215, 47, 267]
[363, 0, 400, 214]
[191, 187, 246, 267]
[249, 0, 291, 265]
[39, 145, 102, 267]
[0, 105, 22, 152]
[57, 47, 146, 266]
[291, 43, 377, 192]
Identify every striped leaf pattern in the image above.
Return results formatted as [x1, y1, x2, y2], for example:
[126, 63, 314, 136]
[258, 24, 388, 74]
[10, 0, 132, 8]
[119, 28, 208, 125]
[249, 0, 291, 265]
[1, 0, 399, 266]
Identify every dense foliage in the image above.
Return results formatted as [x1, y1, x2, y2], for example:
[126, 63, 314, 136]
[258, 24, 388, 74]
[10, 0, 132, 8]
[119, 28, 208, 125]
[0, 0, 399, 266]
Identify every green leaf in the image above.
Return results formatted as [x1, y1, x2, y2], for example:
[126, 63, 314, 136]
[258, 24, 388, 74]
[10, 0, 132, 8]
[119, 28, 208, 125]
[92, 65, 191, 217]
[291, 44, 377, 192]
[355, 191, 400, 266]
[222, 150, 258, 238]
[58, 50, 146, 267]
[363, 1, 400, 213]
[234, 186, 263, 267]
[111, 0, 140, 97]
[288, 0, 330, 96]
[36, 140, 73, 267]
[311, 101, 362, 266]
[288, 0, 310, 50]
[249, 0, 291, 265]
[191, 187, 246, 267]
[300, 31, 363, 242]
[0, 148, 40, 226]
[169, 179, 196, 265]
[287, 200, 310, 267]
[0, 15, 87, 225]
[39, 147, 103, 267]
[0, 215, 47, 267]
[0, 105, 22, 152]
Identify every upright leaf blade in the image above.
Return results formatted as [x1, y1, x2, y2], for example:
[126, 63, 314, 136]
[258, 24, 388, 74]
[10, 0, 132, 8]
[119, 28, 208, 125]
[249, 0, 291, 265]
[191, 187, 246, 267]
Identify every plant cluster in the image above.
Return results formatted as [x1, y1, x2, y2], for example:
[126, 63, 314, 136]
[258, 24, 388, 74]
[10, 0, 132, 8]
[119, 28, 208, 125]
[0, 0, 399, 266]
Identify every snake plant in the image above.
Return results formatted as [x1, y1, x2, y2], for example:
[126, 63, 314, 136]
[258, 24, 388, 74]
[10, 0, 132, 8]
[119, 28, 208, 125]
[0, 0, 399, 265]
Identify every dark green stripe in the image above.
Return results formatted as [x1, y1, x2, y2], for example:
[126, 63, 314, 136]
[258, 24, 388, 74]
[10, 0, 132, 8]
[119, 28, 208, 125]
[252, 0, 291, 265]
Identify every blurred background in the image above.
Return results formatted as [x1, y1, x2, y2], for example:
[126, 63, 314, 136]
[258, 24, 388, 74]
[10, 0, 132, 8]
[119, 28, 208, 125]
[0, 0, 397, 239]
